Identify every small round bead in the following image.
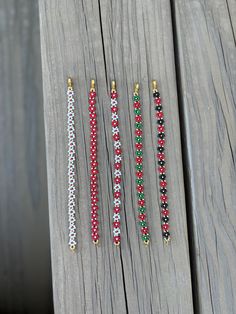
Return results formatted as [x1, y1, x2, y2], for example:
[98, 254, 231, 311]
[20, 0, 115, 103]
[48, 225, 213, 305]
[162, 209, 169, 216]
[159, 174, 166, 180]
[155, 105, 162, 111]
[160, 188, 167, 194]
[153, 91, 160, 98]
[158, 160, 165, 166]
[157, 119, 164, 125]
[154, 98, 161, 104]
[133, 95, 140, 101]
[162, 223, 169, 231]
[163, 231, 170, 238]
[162, 216, 169, 223]
[160, 181, 167, 187]
[157, 146, 165, 153]
[135, 122, 143, 129]
[138, 206, 146, 213]
[161, 202, 168, 208]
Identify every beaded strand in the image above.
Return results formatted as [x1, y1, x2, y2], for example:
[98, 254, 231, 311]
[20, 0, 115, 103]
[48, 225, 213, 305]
[88, 80, 100, 245]
[110, 81, 122, 246]
[132, 83, 150, 245]
[152, 80, 171, 244]
[67, 78, 77, 251]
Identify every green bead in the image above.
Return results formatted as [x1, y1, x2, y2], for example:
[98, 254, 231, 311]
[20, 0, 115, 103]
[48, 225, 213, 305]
[138, 192, 145, 199]
[136, 150, 143, 156]
[134, 109, 141, 115]
[133, 95, 140, 101]
[136, 178, 144, 185]
[138, 207, 146, 213]
[136, 164, 143, 171]
[139, 220, 147, 227]
[135, 136, 143, 143]
[135, 122, 143, 129]
[142, 234, 150, 242]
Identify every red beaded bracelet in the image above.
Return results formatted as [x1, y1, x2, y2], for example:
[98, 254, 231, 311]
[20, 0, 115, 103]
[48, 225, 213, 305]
[88, 80, 100, 245]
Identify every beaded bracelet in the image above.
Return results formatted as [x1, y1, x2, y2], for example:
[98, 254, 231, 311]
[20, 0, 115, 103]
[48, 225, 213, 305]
[152, 80, 171, 244]
[110, 81, 122, 246]
[132, 83, 150, 245]
[88, 80, 100, 245]
[67, 78, 77, 251]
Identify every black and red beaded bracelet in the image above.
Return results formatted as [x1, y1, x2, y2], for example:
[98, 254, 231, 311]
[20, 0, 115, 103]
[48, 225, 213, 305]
[152, 80, 171, 244]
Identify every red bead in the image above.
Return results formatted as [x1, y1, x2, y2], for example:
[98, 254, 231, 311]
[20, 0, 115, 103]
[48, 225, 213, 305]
[115, 148, 122, 155]
[136, 171, 143, 178]
[138, 199, 145, 206]
[114, 191, 121, 198]
[134, 101, 141, 108]
[112, 120, 119, 127]
[91, 190, 98, 197]
[113, 221, 120, 228]
[136, 156, 143, 163]
[157, 112, 164, 119]
[162, 209, 169, 216]
[114, 177, 121, 184]
[91, 197, 99, 203]
[157, 153, 165, 160]
[90, 91, 96, 98]
[160, 181, 167, 187]
[139, 213, 146, 220]
[90, 113, 97, 119]
[158, 126, 165, 133]
[135, 143, 143, 150]
[89, 105, 96, 113]
[91, 183, 97, 190]
[154, 98, 161, 104]
[137, 185, 144, 192]
[158, 166, 166, 173]
[115, 162, 121, 169]
[162, 223, 169, 231]
[92, 234, 99, 241]
[114, 206, 120, 213]
[141, 227, 149, 234]
[114, 235, 120, 242]
[91, 213, 98, 219]
[91, 168, 98, 175]
[89, 98, 96, 106]
[92, 220, 99, 227]
[161, 195, 168, 202]
[135, 115, 142, 122]
[91, 161, 98, 167]
[91, 205, 99, 211]
[158, 139, 165, 146]
[113, 134, 120, 141]
[111, 106, 118, 112]
[135, 129, 143, 136]
[90, 119, 97, 126]
[111, 91, 118, 99]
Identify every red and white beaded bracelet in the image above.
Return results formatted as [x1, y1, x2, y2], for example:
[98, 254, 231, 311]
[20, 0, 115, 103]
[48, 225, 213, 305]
[152, 80, 170, 244]
[110, 81, 122, 246]
[88, 80, 100, 245]
[67, 78, 77, 252]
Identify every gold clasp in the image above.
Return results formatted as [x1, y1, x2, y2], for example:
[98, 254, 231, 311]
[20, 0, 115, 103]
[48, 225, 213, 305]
[134, 82, 139, 95]
[111, 80, 116, 92]
[90, 79, 95, 92]
[152, 80, 158, 92]
[67, 77, 73, 88]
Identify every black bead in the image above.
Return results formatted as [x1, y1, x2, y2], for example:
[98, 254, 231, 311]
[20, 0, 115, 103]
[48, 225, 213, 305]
[163, 231, 170, 238]
[153, 91, 160, 98]
[160, 188, 167, 194]
[158, 160, 165, 166]
[157, 119, 164, 125]
[155, 105, 162, 112]
[161, 202, 168, 209]
[162, 216, 169, 223]
[158, 133, 165, 139]
[159, 174, 166, 180]
[157, 146, 165, 153]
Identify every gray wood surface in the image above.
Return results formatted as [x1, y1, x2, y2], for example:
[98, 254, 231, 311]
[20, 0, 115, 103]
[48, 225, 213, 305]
[0, 1, 53, 313]
[173, 0, 236, 313]
[39, 0, 193, 313]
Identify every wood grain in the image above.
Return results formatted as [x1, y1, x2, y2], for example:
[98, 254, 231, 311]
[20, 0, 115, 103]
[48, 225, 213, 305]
[39, 0, 193, 313]
[0, 1, 53, 313]
[173, 0, 236, 313]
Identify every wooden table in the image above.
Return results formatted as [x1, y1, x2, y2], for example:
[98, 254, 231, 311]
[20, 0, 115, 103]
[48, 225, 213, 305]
[39, 0, 236, 313]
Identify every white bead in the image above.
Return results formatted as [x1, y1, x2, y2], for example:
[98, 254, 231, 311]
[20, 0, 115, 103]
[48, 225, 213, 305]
[114, 198, 121, 206]
[114, 184, 121, 192]
[115, 155, 122, 163]
[114, 169, 121, 177]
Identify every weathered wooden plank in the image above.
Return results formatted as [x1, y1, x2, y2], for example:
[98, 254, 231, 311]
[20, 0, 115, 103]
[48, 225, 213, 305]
[0, 1, 53, 313]
[39, 0, 193, 313]
[173, 0, 236, 313]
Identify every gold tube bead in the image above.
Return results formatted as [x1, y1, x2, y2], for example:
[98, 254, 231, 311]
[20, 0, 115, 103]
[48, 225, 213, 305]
[152, 80, 158, 91]
[134, 82, 139, 95]
[67, 77, 73, 88]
